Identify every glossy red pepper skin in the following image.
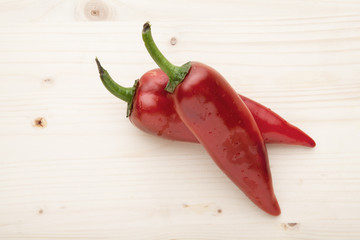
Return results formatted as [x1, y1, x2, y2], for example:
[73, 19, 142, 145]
[130, 69, 315, 147]
[172, 62, 280, 215]
[129, 69, 191, 141]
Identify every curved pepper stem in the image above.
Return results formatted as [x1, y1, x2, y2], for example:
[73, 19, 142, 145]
[142, 22, 191, 93]
[95, 58, 137, 117]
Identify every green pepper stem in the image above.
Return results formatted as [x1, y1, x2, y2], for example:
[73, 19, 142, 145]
[142, 22, 191, 93]
[95, 58, 137, 117]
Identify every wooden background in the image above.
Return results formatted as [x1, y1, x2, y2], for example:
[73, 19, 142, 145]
[1, 0, 360, 239]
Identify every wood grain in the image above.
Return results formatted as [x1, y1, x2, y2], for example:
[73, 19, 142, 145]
[1, 0, 360, 239]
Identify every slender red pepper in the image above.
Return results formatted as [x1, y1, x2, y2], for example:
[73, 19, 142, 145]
[142, 23, 280, 215]
[95, 62, 315, 147]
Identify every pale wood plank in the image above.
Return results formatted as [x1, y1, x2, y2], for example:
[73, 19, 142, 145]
[1, 0, 360, 239]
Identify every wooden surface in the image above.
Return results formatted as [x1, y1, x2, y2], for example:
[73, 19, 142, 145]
[1, 0, 360, 239]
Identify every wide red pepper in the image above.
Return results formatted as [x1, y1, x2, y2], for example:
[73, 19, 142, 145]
[142, 22, 280, 215]
[95, 62, 315, 147]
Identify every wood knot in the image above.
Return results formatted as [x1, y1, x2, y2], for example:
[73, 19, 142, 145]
[83, 0, 111, 21]
[287, 223, 297, 227]
[33, 117, 47, 128]
[170, 37, 177, 46]
[42, 78, 54, 88]
[281, 222, 299, 230]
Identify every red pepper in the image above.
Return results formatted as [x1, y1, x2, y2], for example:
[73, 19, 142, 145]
[141, 23, 280, 215]
[95, 63, 315, 147]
